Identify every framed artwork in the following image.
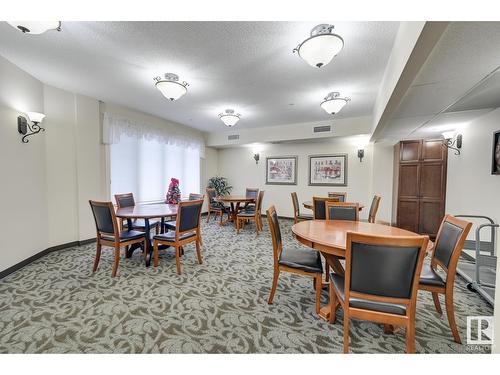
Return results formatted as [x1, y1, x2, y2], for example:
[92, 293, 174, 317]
[266, 156, 298, 185]
[308, 154, 348, 186]
[492, 130, 500, 175]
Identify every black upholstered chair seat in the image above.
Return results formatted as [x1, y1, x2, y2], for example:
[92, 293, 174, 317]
[127, 218, 160, 229]
[297, 213, 313, 220]
[279, 247, 323, 274]
[242, 204, 256, 211]
[163, 220, 177, 230]
[153, 231, 196, 242]
[101, 230, 145, 242]
[330, 273, 407, 315]
[210, 203, 229, 211]
[237, 211, 256, 218]
[419, 264, 446, 287]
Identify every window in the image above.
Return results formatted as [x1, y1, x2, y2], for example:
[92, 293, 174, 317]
[110, 132, 200, 203]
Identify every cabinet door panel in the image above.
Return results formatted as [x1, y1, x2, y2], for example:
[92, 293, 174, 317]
[422, 139, 446, 161]
[419, 199, 444, 237]
[399, 164, 419, 198]
[400, 140, 421, 162]
[420, 163, 445, 199]
[397, 199, 419, 233]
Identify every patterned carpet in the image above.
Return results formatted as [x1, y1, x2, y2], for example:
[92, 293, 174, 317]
[0, 217, 493, 353]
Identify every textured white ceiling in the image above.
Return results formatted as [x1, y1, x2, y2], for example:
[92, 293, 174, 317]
[379, 22, 500, 140]
[0, 21, 398, 133]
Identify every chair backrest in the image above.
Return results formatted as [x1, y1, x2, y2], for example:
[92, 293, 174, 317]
[291, 192, 300, 219]
[189, 193, 204, 201]
[325, 202, 359, 221]
[312, 196, 340, 220]
[175, 199, 204, 236]
[266, 205, 282, 265]
[89, 200, 119, 240]
[115, 193, 135, 208]
[245, 188, 259, 200]
[432, 215, 472, 278]
[255, 190, 265, 214]
[328, 192, 347, 202]
[345, 232, 429, 309]
[368, 195, 381, 223]
[206, 188, 217, 204]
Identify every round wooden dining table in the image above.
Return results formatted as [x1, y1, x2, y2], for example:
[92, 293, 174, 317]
[116, 203, 178, 267]
[302, 201, 364, 211]
[292, 220, 433, 322]
[214, 195, 255, 226]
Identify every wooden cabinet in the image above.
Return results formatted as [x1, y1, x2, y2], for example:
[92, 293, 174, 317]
[395, 139, 447, 238]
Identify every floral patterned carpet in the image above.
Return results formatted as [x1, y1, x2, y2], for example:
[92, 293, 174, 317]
[0, 217, 493, 353]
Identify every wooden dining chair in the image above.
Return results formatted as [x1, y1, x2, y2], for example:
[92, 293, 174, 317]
[206, 188, 229, 224]
[312, 196, 340, 220]
[236, 190, 265, 235]
[328, 192, 347, 202]
[418, 215, 472, 343]
[89, 200, 147, 278]
[164, 193, 205, 232]
[241, 187, 259, 211]
[329, 231, 429, 353]
[367, 195, 381, 223]
[266, 205, 323, 314]
[153, 199, 204, 274]
[325, 202, 359, 221]
[114, 193, 160, 234]
[291, 192, 313, 224]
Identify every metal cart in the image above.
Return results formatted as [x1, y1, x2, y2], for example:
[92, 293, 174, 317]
[455, 215, 498, 306]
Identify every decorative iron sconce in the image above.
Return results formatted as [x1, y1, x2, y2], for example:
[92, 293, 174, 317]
[18, 112, 46, 143]
[442, 131, 462, 155]
[253, 153, 260, 164]
[357, 149, 365, 162]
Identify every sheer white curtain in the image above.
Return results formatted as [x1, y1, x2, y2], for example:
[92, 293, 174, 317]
[104, 112, 203, 203]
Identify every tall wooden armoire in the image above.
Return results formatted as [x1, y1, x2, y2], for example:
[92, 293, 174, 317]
[394, 139, 448, 238]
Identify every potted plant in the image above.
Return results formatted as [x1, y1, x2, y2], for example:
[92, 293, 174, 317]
[207, 176, 232, 196]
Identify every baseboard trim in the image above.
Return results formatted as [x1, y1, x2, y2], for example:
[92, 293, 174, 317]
[0, 238, 96, 280]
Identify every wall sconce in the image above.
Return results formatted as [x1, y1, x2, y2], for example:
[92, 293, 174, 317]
[442, 131, 462, 155]
[253, 153, 260, 164]
[18, 112, 46, 143]
[357, 149, 365, 162]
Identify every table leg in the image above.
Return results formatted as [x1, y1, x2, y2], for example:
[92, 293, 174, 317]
[125, 218, 142, 258]
[144, 219, 153, 267]
[317, 253, 345, 321]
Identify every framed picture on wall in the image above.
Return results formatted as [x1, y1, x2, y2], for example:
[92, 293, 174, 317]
[308, 154, 348, 186]
[266, 156, 298, 185]
[492, 130, 500, 175]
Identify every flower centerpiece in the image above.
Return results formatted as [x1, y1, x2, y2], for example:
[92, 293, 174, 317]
[166, 178, 181, 204]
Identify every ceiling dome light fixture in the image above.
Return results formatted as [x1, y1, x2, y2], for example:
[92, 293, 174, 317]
[7, 21, 61, 34]
[293, 24, 344, 68]
[154, 73, 189, 101]
[320, 92, 350, 115]
[219, 109, 241, 127]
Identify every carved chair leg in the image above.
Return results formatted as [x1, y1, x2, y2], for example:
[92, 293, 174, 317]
[445, 291, 461, 343]
[195, 240, 203, 264]
[406, 320, 416, 353]
[329, 283, 339, 324]
[112, 244, 120, 278]
[153, 240, 159, 267]
[93, 242, 102, 272]
[343, 316, 350, 353]
[268, 269, 280, 305]
[315, 274, 322, 314]
[432, 292, 443, 315]
[175, 246, 182, 275]
[206, 209, 210, 223]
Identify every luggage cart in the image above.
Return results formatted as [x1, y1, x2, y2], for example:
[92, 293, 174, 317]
[455, 215, 498, 306]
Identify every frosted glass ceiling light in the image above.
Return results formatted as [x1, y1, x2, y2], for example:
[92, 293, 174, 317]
[320, 92, 349, 115]
[219, 109, 241, 127]
[293, 24, 344, 68]
[154, 73, 189, 101]
[7, 21, 61, 34]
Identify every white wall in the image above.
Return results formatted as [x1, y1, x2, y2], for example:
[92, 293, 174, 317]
[370, 142, 395, 223]
[442, 108, 500, 352]
[0, 56, 48, 271]
[217, 138, 374, 219]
